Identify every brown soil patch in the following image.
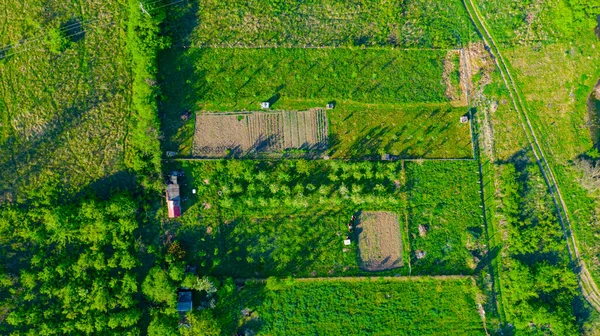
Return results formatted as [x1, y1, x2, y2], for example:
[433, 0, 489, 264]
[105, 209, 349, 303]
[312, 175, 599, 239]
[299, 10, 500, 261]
[356, 211, 403, 271]
[193, 109, 328, 157]
[442, 50, 468, 107]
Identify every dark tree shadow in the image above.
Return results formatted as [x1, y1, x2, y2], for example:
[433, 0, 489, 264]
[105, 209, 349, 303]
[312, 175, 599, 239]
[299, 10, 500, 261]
[61, 18, 85, 43]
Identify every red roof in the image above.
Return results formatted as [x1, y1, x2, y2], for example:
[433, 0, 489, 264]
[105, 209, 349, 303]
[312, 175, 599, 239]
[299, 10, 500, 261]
[167, 201, 181, 218]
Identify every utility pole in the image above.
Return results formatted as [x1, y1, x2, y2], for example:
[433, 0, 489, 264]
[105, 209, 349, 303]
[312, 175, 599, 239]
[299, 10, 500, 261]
[139, 2, 151, 16]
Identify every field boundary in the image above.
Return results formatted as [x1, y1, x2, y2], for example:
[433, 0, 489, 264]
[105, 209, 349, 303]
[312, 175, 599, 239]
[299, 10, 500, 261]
[234, 275, 472, 284]
[464, 0, 600, 311]
[168, 157, 476, 162]
[186, 46, 462, 51]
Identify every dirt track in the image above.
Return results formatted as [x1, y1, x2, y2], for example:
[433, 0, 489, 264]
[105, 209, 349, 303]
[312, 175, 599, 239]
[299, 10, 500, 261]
[464, 0, 600, 312]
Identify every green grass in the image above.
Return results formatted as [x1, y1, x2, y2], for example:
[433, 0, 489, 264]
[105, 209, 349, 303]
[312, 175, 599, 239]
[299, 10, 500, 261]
[0, 1, 132, 200]
[159, 47, 473, 158]
[475, 0, 600, 286]
[192, 0, 477, 48]
[216, 278, 486, 335]
[327, 102, 472, 159]
[170, 48, 450, 109]
[406, 161, 484, 275]
[476, 0, 599, 44]
[166, 160, 485, 277]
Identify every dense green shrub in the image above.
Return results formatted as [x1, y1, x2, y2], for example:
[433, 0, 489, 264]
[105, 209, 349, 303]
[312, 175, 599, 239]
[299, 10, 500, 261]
[497, 161, 579, 334]
[0, 195, 142, 334]
[126, 0, 170, 190]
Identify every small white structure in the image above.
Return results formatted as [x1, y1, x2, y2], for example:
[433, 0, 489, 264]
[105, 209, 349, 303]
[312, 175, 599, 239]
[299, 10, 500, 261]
[460, 115, 469, 123]
[326, 103, 335, 109]
[343, 239, 352, 246]
[192, 189, 197, 194]
[261, 101, 270, 109]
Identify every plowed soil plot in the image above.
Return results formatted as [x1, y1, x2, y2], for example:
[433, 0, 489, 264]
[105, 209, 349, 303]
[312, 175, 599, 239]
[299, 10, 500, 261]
[193, 109, 328, 157]
[357, 211, 403, 271]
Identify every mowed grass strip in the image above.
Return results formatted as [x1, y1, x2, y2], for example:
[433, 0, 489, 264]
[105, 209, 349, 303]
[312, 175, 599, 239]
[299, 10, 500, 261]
[217, 278, 486, 335]
[406, 161, 484, 275]
[327, 101, 472, 159]
[193, 0, 476, 48]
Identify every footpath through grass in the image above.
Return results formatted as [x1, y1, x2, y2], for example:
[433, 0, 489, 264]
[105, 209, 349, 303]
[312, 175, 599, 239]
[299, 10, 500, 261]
[216, 278, 486, 335]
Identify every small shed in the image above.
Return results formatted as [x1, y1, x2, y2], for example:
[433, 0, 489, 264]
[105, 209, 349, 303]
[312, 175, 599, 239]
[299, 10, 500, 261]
[460, 115, 469, 123]
[326, 102, 335, 109]
[177, 291, 193, 312]
[261, 101, 270, 109]
[166, 174, 181, 218]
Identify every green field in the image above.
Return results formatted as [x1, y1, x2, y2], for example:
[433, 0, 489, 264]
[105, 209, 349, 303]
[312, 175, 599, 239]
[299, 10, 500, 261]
[0, 1, 133, 200]
[178, 48, 450, 108]
[406, 161, 484, 274]
[216, 278, 486, 335]
[166, 160, 484, 277]
[192, 0, 477, 48]
[159, 47, 473, 158]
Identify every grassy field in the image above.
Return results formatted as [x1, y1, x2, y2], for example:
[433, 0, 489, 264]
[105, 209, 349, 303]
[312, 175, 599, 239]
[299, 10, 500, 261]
[406, 161, 484, 275]
[192, 0, 477, 48]
[0, 1, 133, 201]
[216, 278, 486, 335]
[164, 160, 484, 277]
[163, 48, 451, 110]
[159, 47, 473, 158]
[474, 0, 600, 286]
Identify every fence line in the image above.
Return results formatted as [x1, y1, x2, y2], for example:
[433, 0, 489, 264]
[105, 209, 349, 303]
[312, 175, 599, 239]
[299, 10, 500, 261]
[234, 275, 472, 284]
[167, 157, 476, 162]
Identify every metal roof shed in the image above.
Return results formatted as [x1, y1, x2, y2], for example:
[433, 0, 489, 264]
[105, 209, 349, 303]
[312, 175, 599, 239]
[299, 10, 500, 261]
[177, 291, 193, 312]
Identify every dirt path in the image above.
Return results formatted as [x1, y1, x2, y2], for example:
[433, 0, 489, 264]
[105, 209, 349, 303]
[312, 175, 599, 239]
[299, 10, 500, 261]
[463, 0, 600, 311]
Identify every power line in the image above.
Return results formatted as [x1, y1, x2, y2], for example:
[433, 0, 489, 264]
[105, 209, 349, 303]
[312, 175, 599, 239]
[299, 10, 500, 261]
[0, 0, 168, 54]
[0, 0, 186, 60]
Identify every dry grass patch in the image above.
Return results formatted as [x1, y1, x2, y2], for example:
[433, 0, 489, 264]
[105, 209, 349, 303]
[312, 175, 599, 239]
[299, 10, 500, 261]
[357, 211, 403, 271]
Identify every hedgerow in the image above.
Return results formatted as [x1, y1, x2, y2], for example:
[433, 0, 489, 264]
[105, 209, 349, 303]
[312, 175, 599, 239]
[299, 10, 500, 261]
[125, 0, 170, 190]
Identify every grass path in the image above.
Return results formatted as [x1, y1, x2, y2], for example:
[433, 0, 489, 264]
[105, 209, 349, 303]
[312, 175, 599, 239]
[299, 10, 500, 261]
[463, 0, 600, 312]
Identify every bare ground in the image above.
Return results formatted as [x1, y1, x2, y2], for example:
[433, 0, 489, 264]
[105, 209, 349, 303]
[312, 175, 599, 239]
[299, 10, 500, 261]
[357, 211, 403, 271]
[193, 109, 328, 157]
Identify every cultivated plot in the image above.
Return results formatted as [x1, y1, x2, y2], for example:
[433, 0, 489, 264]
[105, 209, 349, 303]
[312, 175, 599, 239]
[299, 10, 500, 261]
[193, 109, 328, 157]
[162, 47, 473, 158]
[166, 160, 485, 277]
[357, 211, 404, 271]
